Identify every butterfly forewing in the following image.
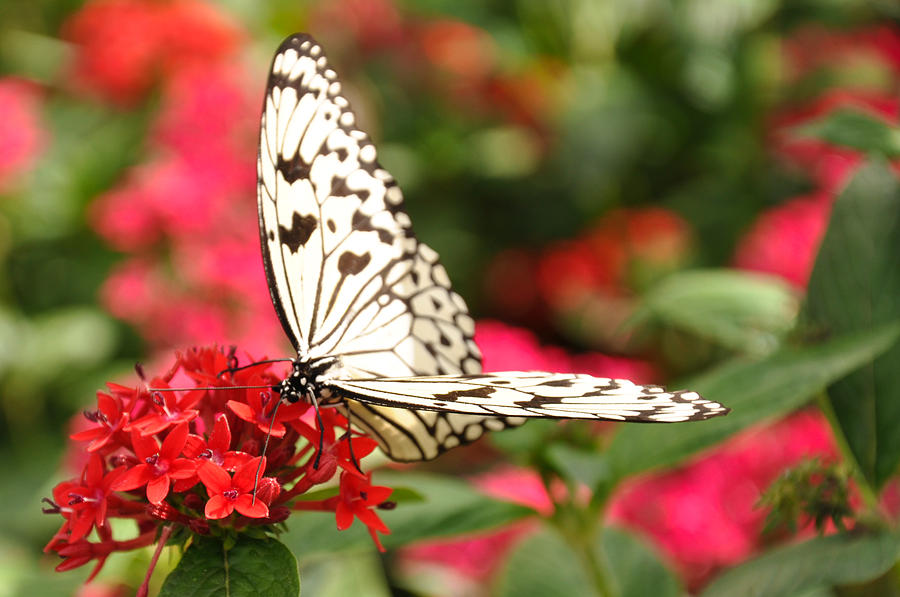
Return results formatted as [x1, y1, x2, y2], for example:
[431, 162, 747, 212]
[258, 34, 521, 459]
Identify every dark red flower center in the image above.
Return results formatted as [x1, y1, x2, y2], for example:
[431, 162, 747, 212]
[223, 489, 238, 500]
[145, 454, 159, 466]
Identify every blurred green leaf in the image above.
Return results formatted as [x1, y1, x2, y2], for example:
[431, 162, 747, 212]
[283, 472, 534, 557]
[544, 443, 611, 490]
[701, 532, 900, 597]
[493, 525, 680, 597]
[159, 536, 299, 597]
[603, 526, 682, 597]
[794, 110, 900, 157]
[606, 322, 900, 483]
[493, 526, 595, 597]
[805, 161, 900, 487]
[298, 550, 389, 597]
[638, 269, 799, 354]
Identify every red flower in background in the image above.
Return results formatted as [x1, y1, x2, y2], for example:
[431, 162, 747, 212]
[733, 195, 830, 288]
[63, 0, 243, 105]
[0, 78, 46, 193]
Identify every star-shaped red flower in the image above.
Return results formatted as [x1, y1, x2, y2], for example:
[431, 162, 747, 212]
[198, 457, 270, 519]
[335, 471, 392, 551]
[183, 414, 252, 472]
[112, 422, 197, 504]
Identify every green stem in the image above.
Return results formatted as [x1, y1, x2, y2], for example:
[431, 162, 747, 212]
[816, 394, 886, 523]
[542, 472, 614, 597]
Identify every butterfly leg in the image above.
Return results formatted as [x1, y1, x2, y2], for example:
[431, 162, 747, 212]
[342, 408, 362, 473]
[252, 395, 283, 505]
[310, 394, 325, 470]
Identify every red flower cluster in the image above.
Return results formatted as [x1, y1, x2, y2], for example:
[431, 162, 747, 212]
[736, 25, 900, 288]
[485, 207, 693, 351]
[44, 346, 392, 584]
[0, 78, 47, 194]
[62, 0, 243, 105]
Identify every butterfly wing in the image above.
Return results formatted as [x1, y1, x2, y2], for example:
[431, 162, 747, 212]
[258, 34, 518, 460]
[328, 372, 729, 422]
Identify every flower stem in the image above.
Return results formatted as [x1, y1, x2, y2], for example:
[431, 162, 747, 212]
[816, 394, 886, 523]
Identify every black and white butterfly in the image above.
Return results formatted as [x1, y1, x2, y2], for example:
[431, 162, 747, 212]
[257, 33, 728, 463]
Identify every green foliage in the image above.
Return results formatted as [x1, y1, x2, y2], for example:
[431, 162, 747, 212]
[283, 472, 534, 557]
[795, 110, 900, 158]
[805, 161, 900, 487]
[159, 536, 300, 597]
[637, 269, 800, 354]
[758, 459, 855, 535]
[701, 532, 900, 597]
[494, 525, 681, 597]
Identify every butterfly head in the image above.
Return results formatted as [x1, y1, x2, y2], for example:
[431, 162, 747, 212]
[276, 356, 341, 405]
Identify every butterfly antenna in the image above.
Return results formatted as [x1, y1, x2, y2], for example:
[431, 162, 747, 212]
[344, 408, 362, 474]
[310, 394, 325, 470]
[252, 394, 282, 506]
[217, 358, 294, 379]
[147, 384, 274, 392]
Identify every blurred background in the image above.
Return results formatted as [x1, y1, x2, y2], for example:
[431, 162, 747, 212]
[2, 0, 900, 595]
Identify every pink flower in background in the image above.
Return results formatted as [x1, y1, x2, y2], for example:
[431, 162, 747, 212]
[733, 194, 830, 288]
[771, 90, 899, 193]
[784, 24, 900, 84]
[63, 0, 243, 105]
[608, 410, 838, 589]
[0, 79, 46, 193]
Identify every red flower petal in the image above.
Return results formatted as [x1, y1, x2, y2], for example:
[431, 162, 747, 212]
[204, 494, 233, 519]
[168, 458, 198, 479]
[198, 461, 231, 494]
[226, 400, 255, 423]
[160, 421, 189, 460]
[335, 501, 354, 531]
[146, 474, 171, 505]
[234, 494, 269, 518]
[110, 464, 153, 491]
[208, 414, 231, 453]
[232, 457, 265, 492]
[130, 428, 159, 460]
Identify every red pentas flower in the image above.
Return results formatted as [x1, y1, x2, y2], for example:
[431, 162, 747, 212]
[45, 345, 393, 588]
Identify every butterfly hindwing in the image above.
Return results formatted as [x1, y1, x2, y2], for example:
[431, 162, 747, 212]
[258, 34, 521, 460]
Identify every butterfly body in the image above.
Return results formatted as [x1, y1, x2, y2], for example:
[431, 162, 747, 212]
[258, 33, 729, 463]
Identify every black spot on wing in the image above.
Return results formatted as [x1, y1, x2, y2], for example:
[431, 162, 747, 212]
[433, 386, 495, 402]
[327, 219, 336, 232]
[279, 213, 318, 253]
[277, 154, 311, 183]
[338, 251, 371, 276]
[351, 209, 395, 244]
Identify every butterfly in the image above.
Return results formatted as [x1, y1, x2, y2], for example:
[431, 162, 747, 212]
[257, 33, 729, 463]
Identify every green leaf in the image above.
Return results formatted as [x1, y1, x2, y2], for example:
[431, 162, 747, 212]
[283, 471, 534, 557]
[701, 532, 900, 597]
[299, 551, 390, 597]
[805, 161, 900, 487]
[606, 323, 900, 483]
[493, 526, 596, 597]
[492, 525, 680, 597]
[159, 536, 299, 597]
[602, 527, 681, 597]
[638, 269, 799, 354]
[793, 109, 900, 157]
[544, 443, 611, 489]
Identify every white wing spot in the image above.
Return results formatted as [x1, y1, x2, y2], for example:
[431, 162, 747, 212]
[360, 145, 377, 163]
